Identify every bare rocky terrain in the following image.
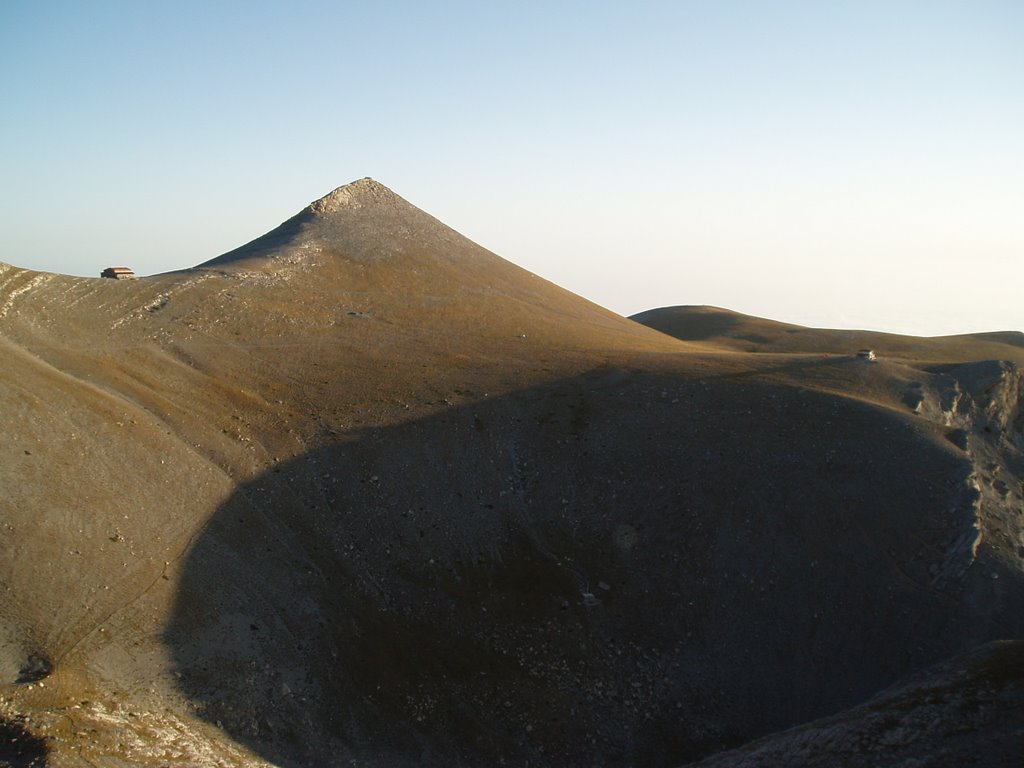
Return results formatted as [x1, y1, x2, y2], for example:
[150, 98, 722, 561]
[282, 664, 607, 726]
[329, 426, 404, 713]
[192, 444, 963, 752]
[1, 179, 1021, 766]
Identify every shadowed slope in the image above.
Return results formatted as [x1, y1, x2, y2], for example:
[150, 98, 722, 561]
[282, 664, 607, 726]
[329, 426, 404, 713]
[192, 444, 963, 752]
[693, 640, 1024, 767]
[163, 365, 1022, 766]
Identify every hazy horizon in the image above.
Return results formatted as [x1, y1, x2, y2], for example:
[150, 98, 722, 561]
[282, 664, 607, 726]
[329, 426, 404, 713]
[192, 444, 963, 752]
[2, 2, 1021, 336]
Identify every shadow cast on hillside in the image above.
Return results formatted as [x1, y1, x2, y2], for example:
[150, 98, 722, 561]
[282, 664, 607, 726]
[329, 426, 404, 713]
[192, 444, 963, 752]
[0, 716, 48, 768]
[632, 311, 746, 342]
[163, 368, 1012, 767]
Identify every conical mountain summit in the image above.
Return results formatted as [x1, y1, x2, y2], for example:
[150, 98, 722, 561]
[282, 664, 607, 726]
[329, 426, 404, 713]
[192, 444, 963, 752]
[198, 177, 482, 271]
[184, 177, 672, 357]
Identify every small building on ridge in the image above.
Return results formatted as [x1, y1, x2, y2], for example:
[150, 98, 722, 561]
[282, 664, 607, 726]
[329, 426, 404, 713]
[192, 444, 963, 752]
[101, 267, 137, 280]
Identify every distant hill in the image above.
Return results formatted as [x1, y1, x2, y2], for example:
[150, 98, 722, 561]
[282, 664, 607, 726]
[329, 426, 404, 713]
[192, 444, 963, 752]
[1, 181, 1021, 766]
[631, 304, 1024, 363]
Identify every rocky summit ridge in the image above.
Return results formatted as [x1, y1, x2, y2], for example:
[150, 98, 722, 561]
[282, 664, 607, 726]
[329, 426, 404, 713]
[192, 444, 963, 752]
[307, 177, 401, 214]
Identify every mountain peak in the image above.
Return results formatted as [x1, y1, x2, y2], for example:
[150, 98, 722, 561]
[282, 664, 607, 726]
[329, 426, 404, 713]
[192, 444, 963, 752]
[196, 178, 417, 270]
[308, 177, 400, 215]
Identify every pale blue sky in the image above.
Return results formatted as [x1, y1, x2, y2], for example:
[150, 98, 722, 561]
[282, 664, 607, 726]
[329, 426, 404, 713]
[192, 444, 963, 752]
[2, 1, 1021, 334]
